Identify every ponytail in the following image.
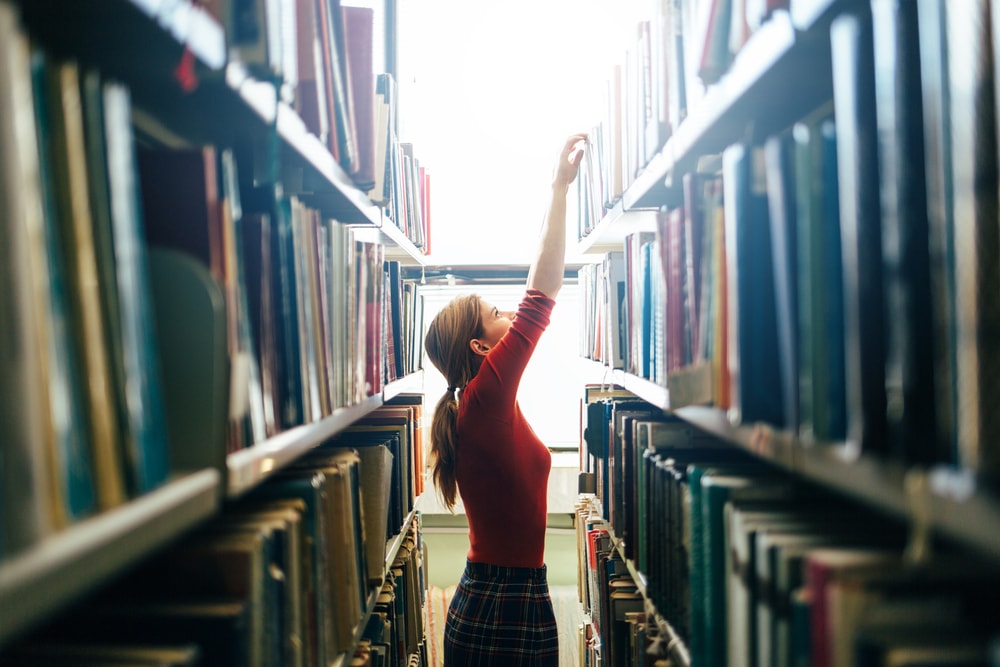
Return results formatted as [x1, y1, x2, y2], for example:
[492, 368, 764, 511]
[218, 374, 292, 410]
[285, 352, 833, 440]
[424, 295, 483, 512]
[430, 389, 460, 510]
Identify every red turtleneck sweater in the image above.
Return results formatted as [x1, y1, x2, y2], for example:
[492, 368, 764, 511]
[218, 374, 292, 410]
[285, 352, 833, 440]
[455, 289, 555, 568]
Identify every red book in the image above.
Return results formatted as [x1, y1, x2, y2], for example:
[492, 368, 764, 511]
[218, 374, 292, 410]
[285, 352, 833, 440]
[342, 5, 375, 189]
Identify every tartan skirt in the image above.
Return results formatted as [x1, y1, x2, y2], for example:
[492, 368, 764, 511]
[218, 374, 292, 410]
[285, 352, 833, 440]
[443, 560, 559, 666]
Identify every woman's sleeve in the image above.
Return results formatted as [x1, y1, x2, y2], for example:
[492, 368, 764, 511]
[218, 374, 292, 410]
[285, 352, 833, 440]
[473, 289, 555, 408]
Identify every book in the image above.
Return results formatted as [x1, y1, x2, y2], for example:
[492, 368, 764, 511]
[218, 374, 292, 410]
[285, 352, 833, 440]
[233, 499, 309, 667]
[295, 0, 330, 143]
[42, 54, 128, 511]
[830, 5, 888, 455]
[316, 0, 358, 174]
[219, 149, 269, 447]
[915, 0, 958, 468]
[0, 6, 58, 553]
[764, 129, 799, 432]
[29, 50, 96, 527]
[354, 443, 395, 585]
[342, 5, 375, 190]
[944, 0, 1000, 478]
[99, 80, 172, 494]
[699, 470, 796, 667]
[268, 191, 305, 428]
[240, 211, 281, 438]
[147, 249, 229, 474]
[792, 110, 848, 444]
[290, 448, 369, 655]
[250, 470, 334, 666]
[870, 0, 940, 465]
[723, 142, 783, 427]
[386, 393, 426, 496]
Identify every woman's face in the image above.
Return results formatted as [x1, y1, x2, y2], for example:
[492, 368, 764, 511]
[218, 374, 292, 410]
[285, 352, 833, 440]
[475, 298, 516, 352]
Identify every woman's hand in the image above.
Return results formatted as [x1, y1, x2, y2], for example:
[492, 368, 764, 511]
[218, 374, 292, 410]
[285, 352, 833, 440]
[552, 132, 588, 190]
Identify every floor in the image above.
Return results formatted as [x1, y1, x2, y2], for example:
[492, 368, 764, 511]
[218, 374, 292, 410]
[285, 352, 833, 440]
[421, 513, 583, 667]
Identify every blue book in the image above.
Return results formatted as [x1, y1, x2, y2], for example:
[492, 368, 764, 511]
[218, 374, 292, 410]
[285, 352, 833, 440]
[723, 142, 784, 426]
[102, 81, 171, 494]
[30, 50, 97, 521]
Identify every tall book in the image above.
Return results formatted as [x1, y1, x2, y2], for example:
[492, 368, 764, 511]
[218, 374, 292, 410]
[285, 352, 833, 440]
[764, 129, 799, 432]
[93, 78, 173, 494]
[870, 0, 940, 465]
[342, 5, 375, 190]
[316, 0, 358, 173]
[915, 0, 959, 468]
[830, 5, 887, 455]
[793, 110, 847, 444]
[0, 5, 58, 552]
[43, 56, 128, 510]
[295, 0, 330, 143]
[947, 0, 1000, 478]
[30, 52, 97, 527]
[723, 142, 783, 426]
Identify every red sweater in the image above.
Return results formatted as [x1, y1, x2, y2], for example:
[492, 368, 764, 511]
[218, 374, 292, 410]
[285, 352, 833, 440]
[455, 290, 555, 568]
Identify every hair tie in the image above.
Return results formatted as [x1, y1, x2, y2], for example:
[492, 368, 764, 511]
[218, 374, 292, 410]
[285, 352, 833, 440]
[447, 386, 457, 392]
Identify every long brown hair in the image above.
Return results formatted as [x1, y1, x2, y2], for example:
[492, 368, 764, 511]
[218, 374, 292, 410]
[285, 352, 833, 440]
[423, 294, 483, 511]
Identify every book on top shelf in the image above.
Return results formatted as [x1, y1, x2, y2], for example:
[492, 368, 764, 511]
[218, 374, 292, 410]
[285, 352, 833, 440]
[295, 0, 330, 143]
[342, 4, 375, 190]
[320, 0, 359, 175]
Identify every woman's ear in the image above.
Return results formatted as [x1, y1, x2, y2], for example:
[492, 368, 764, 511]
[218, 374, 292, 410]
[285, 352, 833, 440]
[469, 338, 490, 357]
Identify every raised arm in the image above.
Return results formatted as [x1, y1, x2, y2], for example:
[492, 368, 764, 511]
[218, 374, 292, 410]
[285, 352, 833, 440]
[526, 133, 587, 298]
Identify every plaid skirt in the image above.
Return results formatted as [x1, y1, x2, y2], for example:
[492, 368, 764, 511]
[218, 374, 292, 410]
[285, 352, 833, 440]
[443, 560, 559, 666]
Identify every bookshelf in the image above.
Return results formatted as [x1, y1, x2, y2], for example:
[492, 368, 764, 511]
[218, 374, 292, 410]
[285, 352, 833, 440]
[576, 0, 1000, 664]
[0, 469, 219, 647]
[0, 0, 430, 662]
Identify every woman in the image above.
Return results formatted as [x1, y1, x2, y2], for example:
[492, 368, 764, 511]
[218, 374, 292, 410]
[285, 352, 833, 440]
[423, 133, 587, 666]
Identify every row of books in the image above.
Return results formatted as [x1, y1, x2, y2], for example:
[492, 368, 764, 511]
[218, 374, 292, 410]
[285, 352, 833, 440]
[580, 390, 1000, 667]
[200, 0, 432, 248]
[139, 140, 426, 450]
[578, 223, 673, 389]
[593, 0, 1000, 480]
[205, 0, 377, 190]
[579, 0, 1000, 477]
[2, 405, 427, 666]
[574, 0, 799, 238]
[0, 2, 428, 561]
[575, 506, 664, 667]
[0, 7, 173, 559]
[353, 531, 427, 667]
